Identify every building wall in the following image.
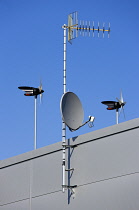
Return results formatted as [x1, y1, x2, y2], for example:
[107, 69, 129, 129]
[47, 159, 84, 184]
[0, 118, 139, 210]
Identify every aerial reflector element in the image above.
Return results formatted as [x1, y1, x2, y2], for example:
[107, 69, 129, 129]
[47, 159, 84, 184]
[68, 11, 78, 42]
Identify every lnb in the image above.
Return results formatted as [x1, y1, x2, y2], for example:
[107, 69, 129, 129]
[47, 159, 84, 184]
[88, 116, 95, 128]
[89, 116, 95, 123]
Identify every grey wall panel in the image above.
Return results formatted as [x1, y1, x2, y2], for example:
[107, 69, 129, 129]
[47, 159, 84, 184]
[32, 191, 64, 210]
[32, 151, 62, 197]
[0, 199, 30, 210]
[0, 141, 61, 169]
[0, 161, 30, 205]
[70, 118, 139, 147]
[0, 119, 139, 209]
[32, 173, 139, 210]
[75, 173, 139, 210]
[69, 128, 139, 187]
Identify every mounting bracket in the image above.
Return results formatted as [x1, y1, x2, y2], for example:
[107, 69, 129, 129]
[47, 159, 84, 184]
[62, 185, 77, 195]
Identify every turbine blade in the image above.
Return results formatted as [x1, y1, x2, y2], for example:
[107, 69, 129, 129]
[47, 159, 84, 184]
[118, 107, 122, 117]
[120, 90, 124, 103]
[118, 106, 126, 120]
[116, 97, 121, 104]
[39, 80, 42, 91]
[40, 80, 43, 103]
[122, 106, 126, 120]
[40, 94, 42, 104]
[117, 90, 126, 106]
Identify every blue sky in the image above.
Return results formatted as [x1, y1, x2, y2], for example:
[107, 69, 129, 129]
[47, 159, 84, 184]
[0, 0, 139, 160]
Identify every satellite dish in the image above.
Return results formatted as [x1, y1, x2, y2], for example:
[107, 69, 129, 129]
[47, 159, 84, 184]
[60, 92, 84, 131]
[60, 91, 95, 131]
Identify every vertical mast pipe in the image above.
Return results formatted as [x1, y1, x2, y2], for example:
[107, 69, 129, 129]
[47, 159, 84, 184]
[63, 25, 66, 94]
[62, 24, 67, 192]
[116, 108, 119, 124]
[34, 95, 37, 150]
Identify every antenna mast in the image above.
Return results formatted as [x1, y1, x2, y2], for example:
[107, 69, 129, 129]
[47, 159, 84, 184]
[116, 108, 119, 124]
[62, 24, 67, 192]
[34, 95, 37, 150]
[62, 11, 110, 193]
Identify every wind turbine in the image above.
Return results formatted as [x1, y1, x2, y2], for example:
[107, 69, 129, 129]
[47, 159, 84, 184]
[18, 82, 44, 149]
[101, 91, 126, 124]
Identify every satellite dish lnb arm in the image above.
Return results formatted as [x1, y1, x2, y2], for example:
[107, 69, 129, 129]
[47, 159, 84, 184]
[69, 116, 95, 132]
[69, 120, 89, 132]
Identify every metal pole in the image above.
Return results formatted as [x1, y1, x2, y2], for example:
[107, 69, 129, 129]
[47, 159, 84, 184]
[116, 108, 119, 124]
[34, 95, 37, 150]
[63, 24, 67, 94]
[62, 24, 67, 192]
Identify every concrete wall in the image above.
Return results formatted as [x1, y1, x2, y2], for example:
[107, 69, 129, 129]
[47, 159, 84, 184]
[0, 118, 139, 210]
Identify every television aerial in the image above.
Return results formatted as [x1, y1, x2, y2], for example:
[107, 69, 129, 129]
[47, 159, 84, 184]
[18, 82, 44, 149]
[101, 91, 126, 124]
[61, 11, 110, 193]
[60, 91, 95, 131]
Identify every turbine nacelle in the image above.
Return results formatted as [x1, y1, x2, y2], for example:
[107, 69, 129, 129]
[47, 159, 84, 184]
[18, 86, 44, 97]
[101, 91, 126, 124]
[102, 101, 126, 110]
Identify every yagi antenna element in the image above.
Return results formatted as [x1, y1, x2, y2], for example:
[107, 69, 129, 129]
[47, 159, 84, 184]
[63, 11, 111, 42]
[68, 12, 78, 42]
